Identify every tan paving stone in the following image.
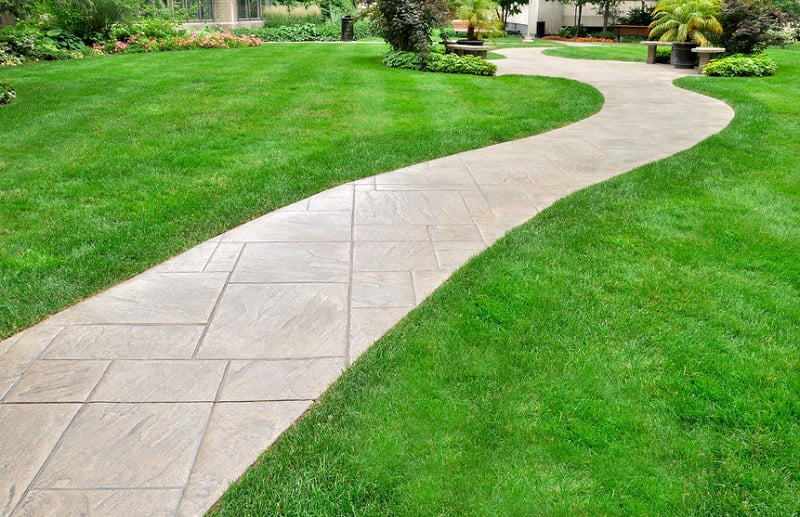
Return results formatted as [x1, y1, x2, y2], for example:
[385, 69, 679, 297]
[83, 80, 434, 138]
[42, 324, 203, 360]
[354, 190, 471, 226]
[5, 360, 108, 403]
[204, 242, 244, 272]
[231, 242, 351, 283]
[176, 401, 311, 517]
[353, 224, 430, 242]
[152, 242, 218, 273]
[34, 403, 212, 489]
[428, 224, 484, 243]
[46, 272, 228, 325]
[0, 326, 63, 400]
[348, 307, 410, 363]
[221, 210, 351, 242]
[218, 359, 344, 401]
[412, 270, 455, 305]
[351, 271, 415, 309]
[353, 241, 438, 272]
[0, 404, 80, 515]
[198, 283, 348, 359]
[13, 489, 182, 517]
[90, 360, 227, 402]
[433, 241, 487, 271]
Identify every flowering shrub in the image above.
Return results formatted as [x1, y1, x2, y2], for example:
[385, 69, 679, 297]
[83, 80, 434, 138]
[95, 32, 264, 54]
[0, 82, 15, 105]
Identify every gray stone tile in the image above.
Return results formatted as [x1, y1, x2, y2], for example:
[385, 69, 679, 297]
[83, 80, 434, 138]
[0, 404, 80, 515]
[177, 401, 311, 517]
[353, 241, 438, 272]
[198, 284, 348, 359]
[428, 224, 484, 243]
[460, 190, 494, 219]
[13, 489, 182, 517]
[46, 272, 228, 325]
[479, 185, 536, 217]
[152, 242, 218, 273]
[0, 326, 63, 401]
[374, 159, 476, 191]
[433, 241, 486, 271]
[221, 211, 351, 242]
[351, 271, 415, 309]
[204, 242, 244, 272]
[218, 358, 345, 401]
[5, 360, 108, 403]
[307, 185, 353, 211]
[90, 360, 227, 402]
[34, 403, 212, 489]
[42, 324, 203, 360]
[353, 224, 430, 242]
[412, 270, 455, 305]
[354, 190, 471, 226]
[230, 242, 351, 283]
[348, 307, 409, 363]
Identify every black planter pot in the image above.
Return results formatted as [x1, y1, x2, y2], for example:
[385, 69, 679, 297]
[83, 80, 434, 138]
[456, 39, 484, 46]
[671, 42, 698, 69]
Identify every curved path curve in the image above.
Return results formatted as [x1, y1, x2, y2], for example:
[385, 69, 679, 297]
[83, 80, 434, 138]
[0, 48, 733, 516]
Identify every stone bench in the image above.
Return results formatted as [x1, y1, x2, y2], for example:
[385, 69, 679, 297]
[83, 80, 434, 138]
[692, 46, 726, 72]
[445, 43, 496, 59]
[641, 40, 673, 64]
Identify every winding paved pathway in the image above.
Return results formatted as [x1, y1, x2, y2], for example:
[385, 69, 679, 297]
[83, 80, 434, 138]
[0, 48, 733, 516]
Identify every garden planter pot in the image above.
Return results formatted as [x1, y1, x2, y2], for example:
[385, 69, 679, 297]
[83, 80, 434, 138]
[671, 42, 699, 68]
[456, 39, 484, 46]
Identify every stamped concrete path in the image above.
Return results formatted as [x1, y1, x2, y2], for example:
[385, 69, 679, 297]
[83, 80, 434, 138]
[1, 48, 733, 516]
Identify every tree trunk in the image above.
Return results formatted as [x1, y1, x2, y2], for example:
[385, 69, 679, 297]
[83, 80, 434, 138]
[602, 3, 609, 31]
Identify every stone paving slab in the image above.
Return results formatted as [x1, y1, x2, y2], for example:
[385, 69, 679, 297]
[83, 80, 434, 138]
[0, 48, 733, 516]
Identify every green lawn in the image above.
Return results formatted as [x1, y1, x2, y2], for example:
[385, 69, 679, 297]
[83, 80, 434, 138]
[211, 46, 800, 514]
[544, 42, 647, 61]
[0, 44, 600, 339]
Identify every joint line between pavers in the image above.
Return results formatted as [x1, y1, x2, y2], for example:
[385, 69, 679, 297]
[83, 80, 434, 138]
[190, 248, 244, 360]
[14, 400, 85, 515]
[201, 240, 223, 273]
[175, 359, 232, 511]
[0, 326, 66, 404]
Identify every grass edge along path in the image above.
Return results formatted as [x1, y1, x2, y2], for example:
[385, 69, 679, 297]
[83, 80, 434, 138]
[210, 45, 799, 515]
[0, 43, 602, 339]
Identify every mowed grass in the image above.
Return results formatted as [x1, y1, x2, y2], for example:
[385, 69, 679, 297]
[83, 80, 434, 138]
[211, 46, 800, 514]
[544, 42, 648, 61]
[0, 43, 601, 338]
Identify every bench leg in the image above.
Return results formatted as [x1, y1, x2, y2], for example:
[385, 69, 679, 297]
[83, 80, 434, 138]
[646, 45, 657, 64]
[697, 53, 712, 73]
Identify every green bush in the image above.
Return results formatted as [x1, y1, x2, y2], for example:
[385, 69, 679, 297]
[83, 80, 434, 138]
[426, 52, 497, 75]
[0, 81, 15, 105]
[0, 19, 89, 63]
[703, 52, 778, 75]
[656, 45, 671, 63]
[353, 18, 381, 39]
[232, 24, 338, 42]
[617, 5, 654, 25]
[43, 0, 133, 42]
[384, 49, 497, 75]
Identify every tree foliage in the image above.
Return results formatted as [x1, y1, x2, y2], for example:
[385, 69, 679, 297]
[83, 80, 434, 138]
[375, 0, 448, 52]
[494, 0, 524, 25]
[648, 0, 723, 45]
[720, 0, 787, 53]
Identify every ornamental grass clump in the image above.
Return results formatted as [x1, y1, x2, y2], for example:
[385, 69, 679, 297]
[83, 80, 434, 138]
[649, 0, 723, 44]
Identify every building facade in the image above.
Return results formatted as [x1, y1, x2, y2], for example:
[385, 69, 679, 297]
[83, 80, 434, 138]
[506, 0, 656, 36]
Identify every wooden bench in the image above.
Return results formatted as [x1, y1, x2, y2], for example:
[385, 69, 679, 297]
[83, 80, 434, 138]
[614, 25, 650, 42]
[445, 43, 496, 59]
[641, 40, 673, 64]
[692, 46, 726, 72]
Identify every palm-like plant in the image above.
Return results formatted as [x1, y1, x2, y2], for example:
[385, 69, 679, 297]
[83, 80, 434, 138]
[456, 0, 501, 40]
[648, 0, 723, 45]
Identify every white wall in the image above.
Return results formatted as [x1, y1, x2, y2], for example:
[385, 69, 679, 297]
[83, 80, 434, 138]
[507, 0, 655, 35]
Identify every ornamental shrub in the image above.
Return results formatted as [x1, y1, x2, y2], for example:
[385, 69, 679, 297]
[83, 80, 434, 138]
[384, 49, 497, 75]
[0, 81, 15, 105]
[375, 0, 449, 52]
[720, 0, 786, 54]
[703, 52, 778, 75]
[232, 24, 337, 42]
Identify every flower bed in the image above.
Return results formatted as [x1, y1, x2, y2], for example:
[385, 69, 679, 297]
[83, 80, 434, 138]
[94, 32, 264, 54]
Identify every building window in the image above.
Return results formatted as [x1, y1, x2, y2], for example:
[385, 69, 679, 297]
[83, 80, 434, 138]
[182, 0, 213, 21]
[238, 0, 261, 20]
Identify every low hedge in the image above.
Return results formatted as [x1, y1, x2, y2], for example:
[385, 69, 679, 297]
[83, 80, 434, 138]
[384, 50, 497, 76]
[703, 53, 778, 77]
[0, 82, 15, 105]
